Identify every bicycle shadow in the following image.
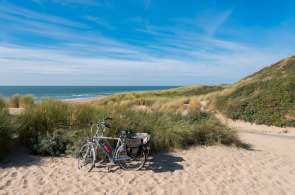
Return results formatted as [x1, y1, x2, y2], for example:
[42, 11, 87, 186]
[145, 152, 184, 173]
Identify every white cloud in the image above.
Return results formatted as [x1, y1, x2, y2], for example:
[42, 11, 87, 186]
[0, 2, 294, 85]
[0, 42, 287, 86]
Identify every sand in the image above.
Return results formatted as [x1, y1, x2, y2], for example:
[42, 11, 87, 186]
[1, 129, 295, 195]
[8, 108, 24, 116]
[216, 112, 295, 137]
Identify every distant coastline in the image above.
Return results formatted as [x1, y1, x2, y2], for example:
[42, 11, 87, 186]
[0, 86, 179, 101]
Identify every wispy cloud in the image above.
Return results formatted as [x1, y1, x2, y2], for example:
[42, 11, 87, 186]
[0, 37, 287, 86]
[84, 15, 114, 30]
[197, 8, 234, 36]
[0, 3, 86, 29]
[32, 0, 108, 8]
[0, 44, 223, 85]
[0, 1, 294, 85]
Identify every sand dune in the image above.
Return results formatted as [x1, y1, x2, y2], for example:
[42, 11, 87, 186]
[1, 130, 295, 195]
[215, 111, 295, 137]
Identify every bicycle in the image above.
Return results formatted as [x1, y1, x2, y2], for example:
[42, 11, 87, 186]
[77, 117, 150, 172]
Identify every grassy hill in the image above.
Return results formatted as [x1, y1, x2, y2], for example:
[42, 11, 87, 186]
[90, 55, 295, 128]
[109, 55, 295, 128]
[215, 56, 295, 127]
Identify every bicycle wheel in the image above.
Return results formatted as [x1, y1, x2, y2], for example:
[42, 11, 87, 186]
[77, 143, 96, 172]
[116, 147, 146, 171]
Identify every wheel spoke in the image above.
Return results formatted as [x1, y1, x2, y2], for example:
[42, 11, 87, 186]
[77, 144, 95, 172]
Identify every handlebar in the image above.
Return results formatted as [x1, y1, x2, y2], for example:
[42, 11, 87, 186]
[89, 117, 112, 137]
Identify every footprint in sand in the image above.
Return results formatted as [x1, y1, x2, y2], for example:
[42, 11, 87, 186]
[11, 172, 18, 177]
[22, 179, 28, 189]
[38, 177, 45, 185]
[0, 180, 11, 191]
[6, 180, 12, 187]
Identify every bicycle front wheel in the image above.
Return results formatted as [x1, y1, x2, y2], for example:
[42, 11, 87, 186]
[77, 143, 96, 172]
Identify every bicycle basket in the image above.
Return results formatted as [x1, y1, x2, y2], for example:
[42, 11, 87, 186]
[126, 133, 150, 147]
[126, 138, 142, 148]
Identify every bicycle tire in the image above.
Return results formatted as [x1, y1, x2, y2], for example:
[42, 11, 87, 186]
[116, 147, 147, 171]
[77, 143, 96, 172]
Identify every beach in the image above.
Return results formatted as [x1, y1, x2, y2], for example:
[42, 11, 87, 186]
[1, 129, 295, 195]
[1, 1, 294, 194]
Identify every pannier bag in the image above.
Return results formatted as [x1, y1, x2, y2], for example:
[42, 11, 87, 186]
[127, 133, 150, 148]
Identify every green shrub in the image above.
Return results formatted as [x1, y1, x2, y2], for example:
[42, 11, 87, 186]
[20, 95, 35, 109]
[32, 129, 72, 156]
[10, 94, 21, 108]
[0, 110, 13, 160]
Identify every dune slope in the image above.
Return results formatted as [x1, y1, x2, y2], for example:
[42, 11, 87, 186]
[215, 56, 295, 127]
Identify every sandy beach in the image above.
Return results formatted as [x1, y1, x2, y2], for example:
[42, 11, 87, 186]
[1, 128, 295, 195]
[1, 1, 294, 194]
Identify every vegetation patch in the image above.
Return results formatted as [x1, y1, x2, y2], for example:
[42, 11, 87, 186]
[10, 94, 21, 108]
[0, 110, 14, 161]
[13, 95, 241, 157]
[216, 56, 295, 127]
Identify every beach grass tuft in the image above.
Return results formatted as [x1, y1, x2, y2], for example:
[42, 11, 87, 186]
[20, 95, 35, 109]
[0, 109, 14, 161]
[9, 94, 21, 108]
[0, 96, 7, 110]
[15, 96, 240, 156]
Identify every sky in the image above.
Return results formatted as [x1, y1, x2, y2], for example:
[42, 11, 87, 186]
[0, 0, 295, 86]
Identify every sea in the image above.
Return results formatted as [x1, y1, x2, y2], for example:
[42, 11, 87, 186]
[0, 86, 178, 101]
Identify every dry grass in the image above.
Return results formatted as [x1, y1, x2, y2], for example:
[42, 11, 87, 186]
[9, 94, 20, 108]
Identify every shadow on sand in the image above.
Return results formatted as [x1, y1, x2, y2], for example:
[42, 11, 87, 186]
[145, 152, 184, 173]
[90, 152, 184, 173]
[0, 146, 42, 168]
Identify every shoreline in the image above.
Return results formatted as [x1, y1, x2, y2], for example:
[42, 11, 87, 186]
[62, 95, 106, 104]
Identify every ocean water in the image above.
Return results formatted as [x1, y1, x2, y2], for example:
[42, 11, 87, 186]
[0, 86, 178, 100]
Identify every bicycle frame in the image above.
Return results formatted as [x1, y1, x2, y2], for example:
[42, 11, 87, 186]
[92, 135, 131, 164]
[78, 119, 149, 172]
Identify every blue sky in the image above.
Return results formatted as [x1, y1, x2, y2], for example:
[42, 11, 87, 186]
[0, 0, 295, 86]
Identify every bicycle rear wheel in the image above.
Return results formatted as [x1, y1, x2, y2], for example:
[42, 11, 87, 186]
[77, 143, 96, 172]
[116, 147, 146, 171]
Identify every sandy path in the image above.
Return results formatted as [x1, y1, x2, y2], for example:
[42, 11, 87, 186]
[214, 111, 295, 136]
[1, 131, 295, 195]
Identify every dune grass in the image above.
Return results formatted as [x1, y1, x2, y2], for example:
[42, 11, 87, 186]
[0, 85, 242, 158]
[0, 96, 7, 110]
[9, 94, 21, 108]
[14, 95, 241, 156]
[0, 110, 14, 161]
[215, 56, 295, 127]
[96, 85, 223, 115]
[20, 95, 35, 109]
